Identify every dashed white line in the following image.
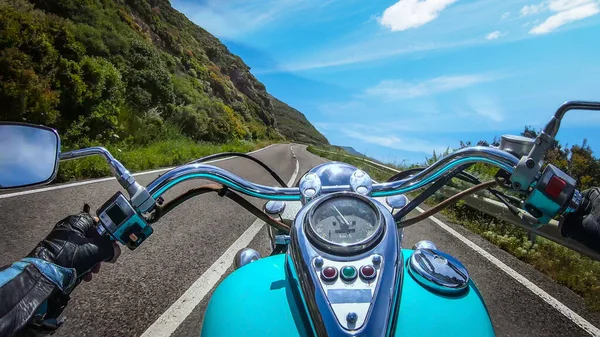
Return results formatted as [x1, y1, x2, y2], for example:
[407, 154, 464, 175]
[139, 145, 300, 337]
[0, 144, 278, 199]
[415, 206, 600, 337]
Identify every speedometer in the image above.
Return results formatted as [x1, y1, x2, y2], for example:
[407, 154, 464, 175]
[307, 194, 382, 254]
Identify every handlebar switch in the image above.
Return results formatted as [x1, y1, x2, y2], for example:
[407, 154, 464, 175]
[97, 192, 154, 250]
[523, 164, 576, 224]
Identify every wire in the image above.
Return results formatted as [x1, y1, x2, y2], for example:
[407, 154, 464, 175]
[399, 181, 497, 228]
[393, 164, 472, 220]
[387, 166, 523, 215]
[147, 183, 290, 233]
[186, 152, 288, 187]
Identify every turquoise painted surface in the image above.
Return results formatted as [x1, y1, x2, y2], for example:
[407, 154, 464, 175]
[201, 254, 308, 337]
[394, 249, 495, 336]
[201, 250, 495, 337]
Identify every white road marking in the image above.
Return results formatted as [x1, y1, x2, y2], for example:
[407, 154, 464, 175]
[415, 206, 600, 336]
[139, 145, 300, 337]
[348, 174, 598, 334]
[0, 144, 278, 199]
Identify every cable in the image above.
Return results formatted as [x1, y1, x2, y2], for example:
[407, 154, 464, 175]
[186, 152, 288, 187]
[393, 164, 472, 220]
[147, 183, 290, 233]
[387, 166, 523, 214]
[148, 183, 224, 222]
[398, 181, 497, 228]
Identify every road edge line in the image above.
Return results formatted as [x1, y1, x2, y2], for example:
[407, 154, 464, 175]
[415, 206, 600, 336]
[139, 145, 300, 337]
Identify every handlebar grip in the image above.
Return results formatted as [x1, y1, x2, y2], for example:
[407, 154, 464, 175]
[561, 188, 600, 254]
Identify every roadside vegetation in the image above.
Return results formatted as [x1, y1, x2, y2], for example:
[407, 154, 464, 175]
[57, 136, 274, 182]
[308, 136, 600, 312]
[0, 0, 329, 181]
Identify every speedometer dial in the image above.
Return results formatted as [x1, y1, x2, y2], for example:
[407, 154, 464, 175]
[307, 195, 382, 253]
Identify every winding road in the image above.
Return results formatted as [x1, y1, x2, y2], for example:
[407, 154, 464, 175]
[0, 144, 599, 336]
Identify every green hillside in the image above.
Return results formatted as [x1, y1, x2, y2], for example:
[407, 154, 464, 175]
[0, 0, 328, 148]
[271, 96, 329, 145]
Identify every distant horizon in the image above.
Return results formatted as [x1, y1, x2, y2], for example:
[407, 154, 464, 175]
[174, 0, 600, 164]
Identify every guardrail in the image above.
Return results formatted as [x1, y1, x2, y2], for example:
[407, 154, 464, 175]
[310, 147, 600, 261]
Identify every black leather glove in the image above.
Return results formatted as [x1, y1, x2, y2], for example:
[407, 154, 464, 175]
[561, 188, 600, 254]
[28, 212, 118, 280]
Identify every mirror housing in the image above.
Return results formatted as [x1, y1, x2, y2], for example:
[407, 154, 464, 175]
[0, 123, 60, 189]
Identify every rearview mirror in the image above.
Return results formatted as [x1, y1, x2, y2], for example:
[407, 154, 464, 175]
[0, 123, 60, 189]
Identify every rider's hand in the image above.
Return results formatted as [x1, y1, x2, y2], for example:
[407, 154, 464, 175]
[561, 188, 600, 254]
[28, 212, 121, 283]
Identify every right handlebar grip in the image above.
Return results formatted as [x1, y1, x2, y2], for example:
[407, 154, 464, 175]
[561, 188, 600, 254]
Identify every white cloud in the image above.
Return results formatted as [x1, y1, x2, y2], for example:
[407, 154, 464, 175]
[521, 3, 546, 16]
[364, 74, 499, 101]
[466, 95, 505, 122]
[258, 39, 479, 73]
[378, 0, 458, 31]
[522, 18, 542, 27]
[486, 30, 505, 39]
[318, 101, 366, 115]
[173, 0, 338, 38]
[530, 1, 600, 34]
[548, 0, 595, 11]
[341, 129, 449, 154]
[501, 11, 511, 20]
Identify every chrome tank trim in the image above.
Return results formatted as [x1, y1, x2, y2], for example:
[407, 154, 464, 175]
[288, 192, 403, 337]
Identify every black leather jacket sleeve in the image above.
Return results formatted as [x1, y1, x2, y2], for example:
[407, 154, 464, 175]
[0, 262, 60, 337]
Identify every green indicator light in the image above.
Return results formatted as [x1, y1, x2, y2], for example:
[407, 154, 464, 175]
[341, 266, 357, 280]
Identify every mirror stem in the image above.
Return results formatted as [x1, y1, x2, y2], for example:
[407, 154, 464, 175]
[59, 147, 155, 212]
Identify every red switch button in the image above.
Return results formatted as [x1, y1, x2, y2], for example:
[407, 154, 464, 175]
[545, 175, 566, 199]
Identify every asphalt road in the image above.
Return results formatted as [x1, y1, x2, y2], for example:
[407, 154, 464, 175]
[0, 144, 599, 337]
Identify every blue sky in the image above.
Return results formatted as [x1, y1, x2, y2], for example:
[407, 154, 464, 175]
[172, 0, 600, 164]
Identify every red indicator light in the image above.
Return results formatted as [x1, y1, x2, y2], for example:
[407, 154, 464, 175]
[321, 266, 338, 281]
[360, 265, 376, 280]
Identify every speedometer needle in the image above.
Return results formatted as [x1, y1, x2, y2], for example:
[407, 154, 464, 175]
[333, 206, 351, 226]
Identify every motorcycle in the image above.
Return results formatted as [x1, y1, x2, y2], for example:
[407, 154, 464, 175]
[0, 101, 598, 337]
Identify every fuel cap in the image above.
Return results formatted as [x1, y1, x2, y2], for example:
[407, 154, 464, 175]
[408, 248, 469, 295]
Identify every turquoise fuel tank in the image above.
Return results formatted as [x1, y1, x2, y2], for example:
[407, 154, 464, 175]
[201, 251, 495, 336]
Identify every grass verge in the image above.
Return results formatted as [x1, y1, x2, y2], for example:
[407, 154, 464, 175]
[56, 138, 275, 183]
[309, 145, 600, 312]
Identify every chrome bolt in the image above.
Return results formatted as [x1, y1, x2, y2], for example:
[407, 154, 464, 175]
[346, 312, 358, 324]
[526, 158, 535, 169]
[314, 256, 324, 268]
[372, 255, 382, 265]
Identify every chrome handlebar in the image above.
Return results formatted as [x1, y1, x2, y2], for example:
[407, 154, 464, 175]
[61, 101, 597, 223]
[145, 146, 520, 201]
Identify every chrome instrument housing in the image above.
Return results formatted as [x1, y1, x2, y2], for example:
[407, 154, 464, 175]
[306, 193, 384, 255]
[288, 192, 402, 337]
